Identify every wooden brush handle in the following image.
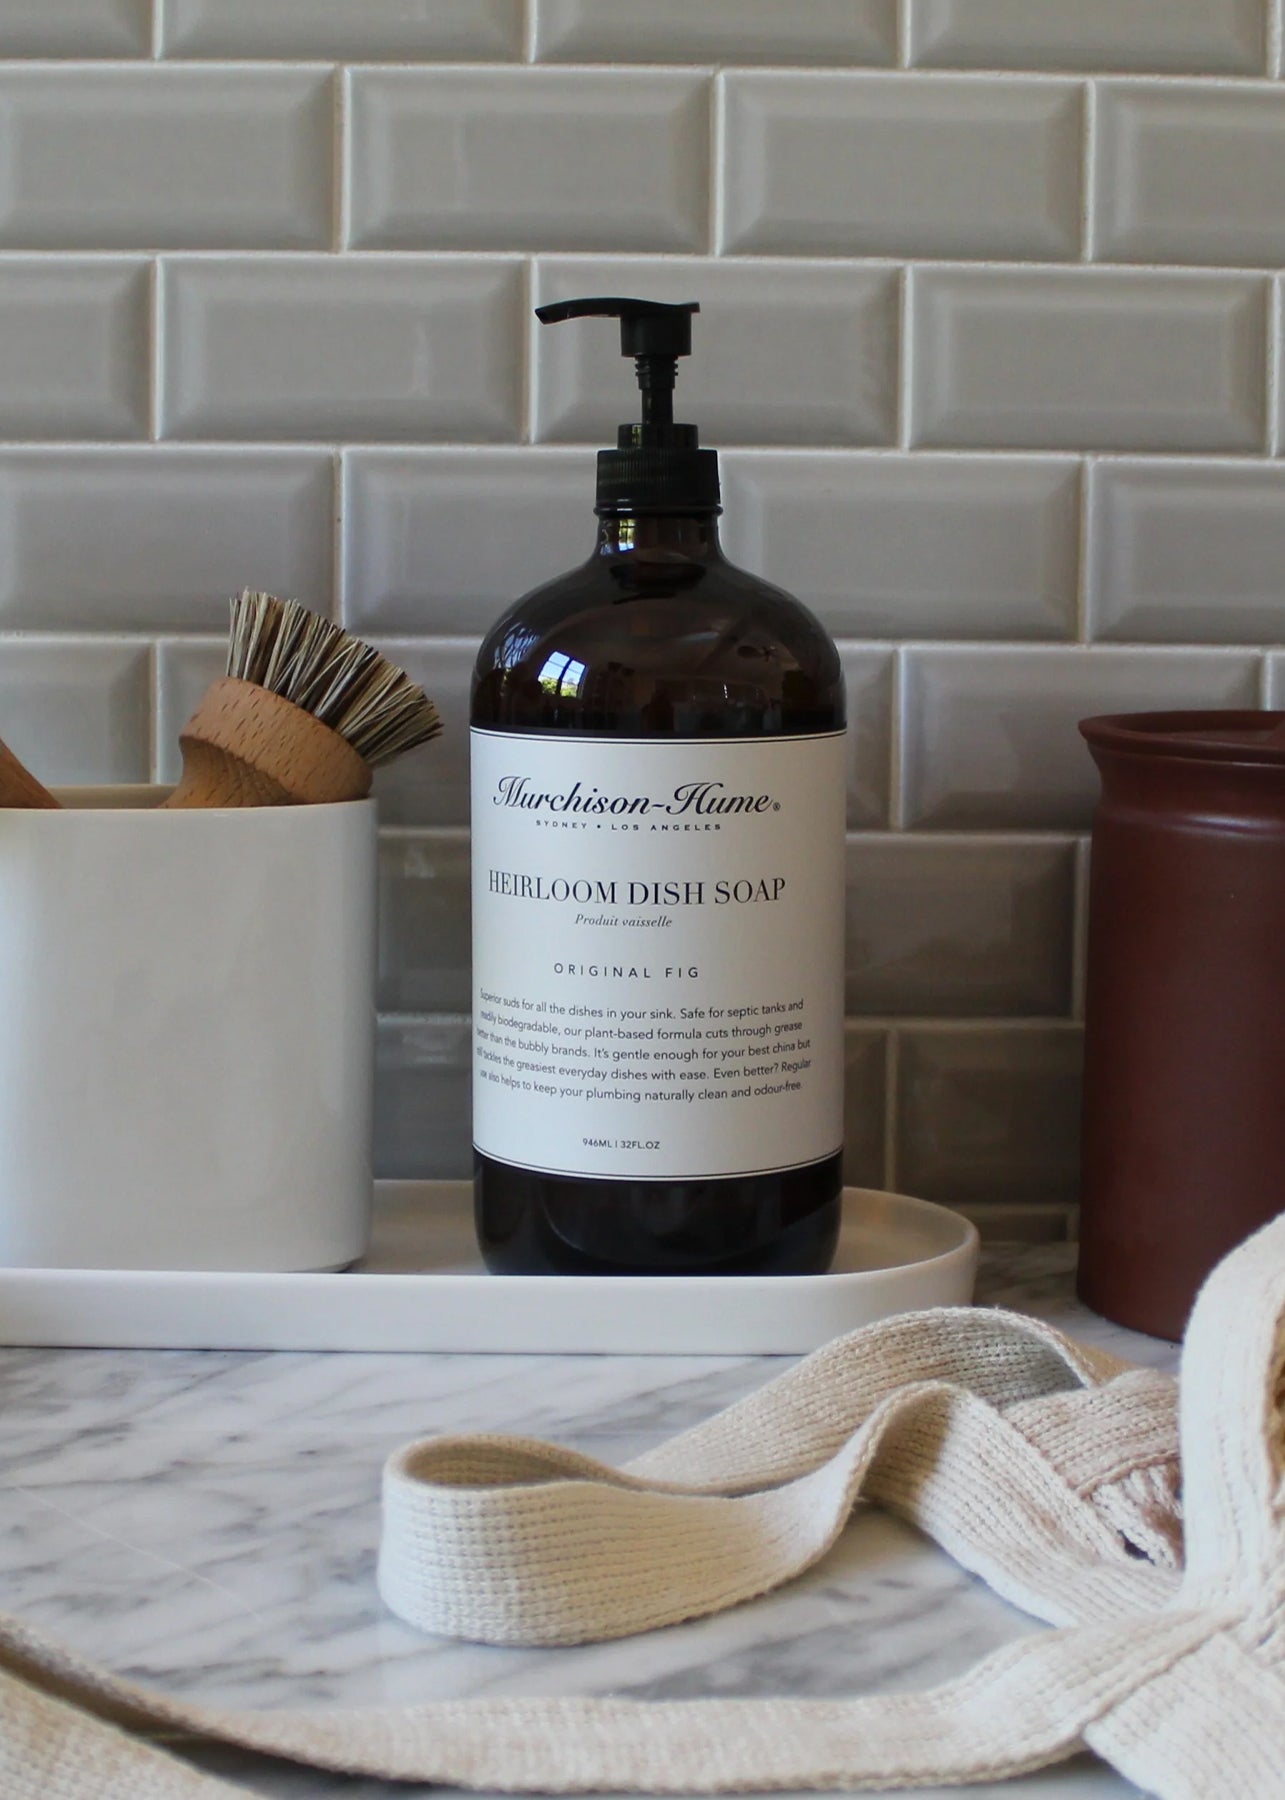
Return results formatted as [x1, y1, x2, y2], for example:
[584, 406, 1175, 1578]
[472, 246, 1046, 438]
[162, 677, 372, 808]
[0, 736, 60, 809]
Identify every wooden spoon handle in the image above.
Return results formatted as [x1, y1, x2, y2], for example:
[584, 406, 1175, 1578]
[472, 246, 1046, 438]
[162, 677, 372, 808]
[0, 736, 60, 809]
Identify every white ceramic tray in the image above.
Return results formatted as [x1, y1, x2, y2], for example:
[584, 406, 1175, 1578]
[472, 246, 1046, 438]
[0, 1181, 978, 1355]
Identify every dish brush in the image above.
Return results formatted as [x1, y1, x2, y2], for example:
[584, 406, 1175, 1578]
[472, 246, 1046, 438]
[164, 591, 442, 808]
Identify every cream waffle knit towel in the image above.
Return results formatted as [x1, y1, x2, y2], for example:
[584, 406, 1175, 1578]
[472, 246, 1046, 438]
[3, 1213, 1285, 1800]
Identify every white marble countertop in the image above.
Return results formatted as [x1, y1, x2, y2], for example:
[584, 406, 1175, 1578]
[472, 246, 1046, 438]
[0, 1240, 1179, 1799]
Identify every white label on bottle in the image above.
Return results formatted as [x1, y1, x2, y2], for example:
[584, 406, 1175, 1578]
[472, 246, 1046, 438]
[470, 729, 846, 1181]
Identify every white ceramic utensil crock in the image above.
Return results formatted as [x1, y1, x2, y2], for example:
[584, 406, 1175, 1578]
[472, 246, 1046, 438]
[0, 787, 376, 1271]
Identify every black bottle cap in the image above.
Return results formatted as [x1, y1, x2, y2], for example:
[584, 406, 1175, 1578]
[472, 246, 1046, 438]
[535, 297, 721, 515]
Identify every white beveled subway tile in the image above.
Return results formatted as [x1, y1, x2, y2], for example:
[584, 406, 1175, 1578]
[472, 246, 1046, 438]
[907, 0, 1266, 74]
[161, 259, 523, 444]
[161, 0, 522, 59]
[903, 646, 1261, 829]
[1094, 82, 1285, 269]
[0, 639, 150, 788]
[1268, 657, 1285, 704]
[0, 449, 333, 633]
[374, 1016, 473, 1181]
[839, 647, 894, 829]
[1088, 460, 1285, 643]
[895, 1024, 1084, 1209]
[721, 72, 1080, 261]
[533, 0, 896, 66]
[720, 452, 1078, 640]
[0, 68, 331, 251]
[843, 1026, 887, 1191]
[344, 448, 592, 635]
[846, 835, 1076, 1018]
[533, 259, 898, 447]
[349, 68, 708, 254]
[0, 259, 147, 440]
[0, 0, 150, 55]
[368, 638, 477, 829]
[909, 266, 1267, 454]
[378, 830, 471, 1015]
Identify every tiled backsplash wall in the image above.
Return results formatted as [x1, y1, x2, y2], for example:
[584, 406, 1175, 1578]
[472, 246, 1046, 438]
[7, 0, 1285, 1237]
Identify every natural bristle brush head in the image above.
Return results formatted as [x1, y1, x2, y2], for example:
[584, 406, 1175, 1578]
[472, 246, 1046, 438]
[226, 592, 443, 769]
[164, 592, 443, 808]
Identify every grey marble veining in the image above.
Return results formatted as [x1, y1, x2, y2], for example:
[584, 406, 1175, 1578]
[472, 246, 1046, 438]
[0, 1249, 1175, 1798]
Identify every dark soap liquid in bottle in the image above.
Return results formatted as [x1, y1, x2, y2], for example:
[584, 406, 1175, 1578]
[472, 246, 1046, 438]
[471, 299, 845, 1276]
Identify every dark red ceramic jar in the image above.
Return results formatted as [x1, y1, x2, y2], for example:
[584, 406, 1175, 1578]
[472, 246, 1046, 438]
[1078, 711, 1285, 1340]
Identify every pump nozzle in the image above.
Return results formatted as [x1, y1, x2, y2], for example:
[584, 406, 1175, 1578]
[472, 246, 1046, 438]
[535, 296, 718, 515]
[535, 296, 698, 355]
[536, 297, 700, 431]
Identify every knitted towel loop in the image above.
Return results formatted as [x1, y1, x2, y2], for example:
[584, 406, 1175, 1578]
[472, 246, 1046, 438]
[375, 1309, 1176, 1645]
[2, 1215, 1285, 1800]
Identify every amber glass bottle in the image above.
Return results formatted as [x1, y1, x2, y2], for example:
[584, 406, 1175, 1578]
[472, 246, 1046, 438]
[470, 299, 846, 1276]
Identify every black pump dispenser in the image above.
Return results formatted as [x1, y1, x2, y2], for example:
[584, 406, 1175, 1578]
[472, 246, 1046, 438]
[536, 296, 721, 515]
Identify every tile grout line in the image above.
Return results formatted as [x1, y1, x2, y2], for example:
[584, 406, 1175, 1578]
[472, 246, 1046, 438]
[380, 822, 470, 841]
[851, 1016, 1093, 1034]
[147, 258, 163, 442]
[1080, 80, 1096, 263]
[379, 1009, 472, 1028]
[4, 630, 1273, 657]
[522, 259, 537, 444]
[333, 66, 349, 253]
[886, 645, 906, 830]
[896, 264, 913, 450]
[1075, 457, 1092, 643]
[708, 71, 724, 256]
[1, 59, 1283, 80]
[147, 639, 160, 781]
[332, 450, 345, 624]
[523, 0, 539, 63]
[1271, 0, 1284, 77]
[1267, 276, 1281, 456]
[896, 0, 912, 70]
[149, 0, 162, 59]
[881, 1029, 899, 1192]
[15, 248, 1285, 279]
[0, 441, 1283, 466]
